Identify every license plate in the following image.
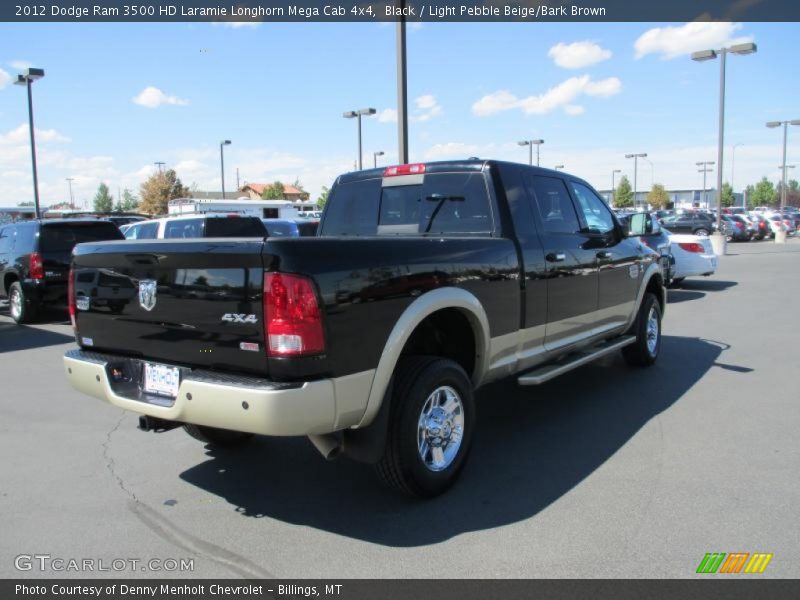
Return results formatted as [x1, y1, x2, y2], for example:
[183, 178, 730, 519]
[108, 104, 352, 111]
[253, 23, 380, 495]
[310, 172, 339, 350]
[143, 363, 180, 398]
[76, 297, 90, 311]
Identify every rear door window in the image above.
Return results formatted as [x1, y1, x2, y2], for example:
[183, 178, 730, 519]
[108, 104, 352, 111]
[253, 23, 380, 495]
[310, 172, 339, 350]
[523, 174, 581, 235]
[40, 222, 122, 252]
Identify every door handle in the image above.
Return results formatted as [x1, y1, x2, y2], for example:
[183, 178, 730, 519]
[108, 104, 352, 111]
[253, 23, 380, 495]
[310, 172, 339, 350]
[546, 252, 566, 262]
[596, 250, 613, 260]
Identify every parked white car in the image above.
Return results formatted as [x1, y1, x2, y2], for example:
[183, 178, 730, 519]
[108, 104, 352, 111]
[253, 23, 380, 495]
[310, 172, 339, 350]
[662, 229, 718, 285]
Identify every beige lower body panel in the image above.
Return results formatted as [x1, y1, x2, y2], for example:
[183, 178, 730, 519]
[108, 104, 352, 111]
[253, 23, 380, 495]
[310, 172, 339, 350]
[63, 352, 374, 437]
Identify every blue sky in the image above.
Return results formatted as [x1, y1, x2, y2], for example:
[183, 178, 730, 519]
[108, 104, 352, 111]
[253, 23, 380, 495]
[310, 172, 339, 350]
[1, 21, 798, 207]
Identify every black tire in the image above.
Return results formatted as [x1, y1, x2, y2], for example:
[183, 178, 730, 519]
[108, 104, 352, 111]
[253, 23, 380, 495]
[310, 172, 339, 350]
[622, 293, 662, 367]
[183, 424, 253, 447]
[8, 281, 38, 324]
[375, 356, 475, 498]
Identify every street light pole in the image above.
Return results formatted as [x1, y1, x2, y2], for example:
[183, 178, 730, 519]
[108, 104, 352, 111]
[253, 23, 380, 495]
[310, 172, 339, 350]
[66, 178, 74, 207]
[154, 161, 165, 173]
[766, 120, 800, 238]
[219, 140, 231, 199]
[343, 108, 377, 170]
[554, 164, 564, 171]
[396, 6, 408, 164]
[696, 161, 715, 209]
[731, 143, 743, 208]
[517, 139, 544, 166]
[625, 153, 647, 209]
[373, 151, 385, 168]
[14, 68, 45, 219]
[691, 42, 757, 253]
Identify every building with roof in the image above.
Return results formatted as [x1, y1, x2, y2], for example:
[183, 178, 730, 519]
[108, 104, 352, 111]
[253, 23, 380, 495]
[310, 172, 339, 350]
[239, 183, 310, 202]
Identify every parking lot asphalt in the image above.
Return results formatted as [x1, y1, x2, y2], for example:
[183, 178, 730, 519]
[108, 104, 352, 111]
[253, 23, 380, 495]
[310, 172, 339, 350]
[1, 239, 799, 579]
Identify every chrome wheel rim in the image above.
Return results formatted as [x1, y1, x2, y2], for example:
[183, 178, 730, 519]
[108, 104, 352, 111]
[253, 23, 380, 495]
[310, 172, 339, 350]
[417, 385, 464, 472]
[9, 288, 22, 320]
[646, 307, 659, 355]
[696, 230, 708, 237]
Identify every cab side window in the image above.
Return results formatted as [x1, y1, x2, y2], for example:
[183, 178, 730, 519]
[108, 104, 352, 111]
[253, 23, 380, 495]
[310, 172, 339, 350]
[570, 181, 616, 235]
[524, 174, 580, 235]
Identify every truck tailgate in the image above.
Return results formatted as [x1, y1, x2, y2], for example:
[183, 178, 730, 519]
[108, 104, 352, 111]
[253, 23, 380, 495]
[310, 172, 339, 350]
[71, 239, 268, 376]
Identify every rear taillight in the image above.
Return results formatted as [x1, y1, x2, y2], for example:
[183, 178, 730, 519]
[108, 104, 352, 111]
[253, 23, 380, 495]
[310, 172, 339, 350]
[263, 273, 324, 356]
[383, 163, 426, 177]
[29, 252, 44, 280]
[678, 242, 704, 253]
[68, 268, 76, 330]
[736, 222, 744, 230]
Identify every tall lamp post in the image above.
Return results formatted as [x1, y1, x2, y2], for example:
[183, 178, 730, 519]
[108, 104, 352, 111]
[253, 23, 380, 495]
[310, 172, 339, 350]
[373, 151, 385, 168]
[691, 42, 757, 254]
[518, 139, 544, 166]
[731, 143, 744, 209]
[766, 120, 800, 242]
[66, 178, 75, 208]
[611, 169, 621, 205]
[343, 108, 376, 170]
[14, 68, 45, 219]
[554, 164, 564, 171]
[625, 153, 647, 210]
[697, 163, 714, 210]
[219, 140, 231, 199]
[697, 161, 715, 209]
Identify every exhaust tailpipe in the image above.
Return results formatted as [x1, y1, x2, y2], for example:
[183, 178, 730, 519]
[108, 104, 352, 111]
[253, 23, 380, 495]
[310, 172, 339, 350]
[308, 434, 342, 461]
[138, 415, 182, 433]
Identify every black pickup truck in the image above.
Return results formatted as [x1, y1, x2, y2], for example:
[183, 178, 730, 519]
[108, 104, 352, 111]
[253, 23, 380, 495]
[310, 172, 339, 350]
[64, 160, 666, 497]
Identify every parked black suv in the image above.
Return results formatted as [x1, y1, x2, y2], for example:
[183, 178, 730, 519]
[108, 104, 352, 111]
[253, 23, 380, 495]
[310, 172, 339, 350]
[661, 212, 716, 236]
[0, 219, 124, 323]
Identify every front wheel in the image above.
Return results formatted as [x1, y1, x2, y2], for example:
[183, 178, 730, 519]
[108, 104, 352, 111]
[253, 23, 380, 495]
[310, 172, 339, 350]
[375, 356, 475, 497]
[183, 424, 253, 447]
[622, 293, 662, 367]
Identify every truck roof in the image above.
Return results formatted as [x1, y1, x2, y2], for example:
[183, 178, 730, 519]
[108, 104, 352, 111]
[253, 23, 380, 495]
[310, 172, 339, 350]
[336, 159, 588, 186]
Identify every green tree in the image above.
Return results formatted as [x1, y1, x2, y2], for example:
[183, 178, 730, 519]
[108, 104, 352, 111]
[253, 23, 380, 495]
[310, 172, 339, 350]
[720, 182, 735, 207]
[261, 181, 286, 200]
[646, 183, 670, 209]
[120, 188, 139, 211]
[139, 169, 190, 215]
[749, 177, 776, 208]
[93, 183, 113, 213]
[614, 175, 633, 208]
[316, 185, 329, 209]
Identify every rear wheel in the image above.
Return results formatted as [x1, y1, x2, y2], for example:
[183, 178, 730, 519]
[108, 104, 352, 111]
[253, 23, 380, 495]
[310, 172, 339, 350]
[695, 228, 709, 236]
[375, 356, 475, 498]
[183, 424, 253, 447]
[623, 293, 662, 367]
[8, 282, 38, 324]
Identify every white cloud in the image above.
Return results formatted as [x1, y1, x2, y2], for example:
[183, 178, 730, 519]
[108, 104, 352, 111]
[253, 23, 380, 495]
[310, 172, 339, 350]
[0, 68, 11, 89]
[564, 105, 585, 116]
[376, 108, 398, 123]
[412, 94, 443, 123]
[634, 22, 753, 60]
[472, 75, 621, 117]
[548, 41, 612, 69]
[132, 86, 189, 108]
[9, 60, 34, 70]
[0, 123, 71, 144]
